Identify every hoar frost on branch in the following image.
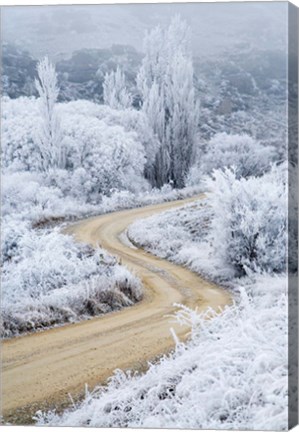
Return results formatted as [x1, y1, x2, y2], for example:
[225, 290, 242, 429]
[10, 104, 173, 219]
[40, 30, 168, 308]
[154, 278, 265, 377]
[202, 132, 276, 178]
[34, 57, 65, 171]
[137, 15, 199, 188]
[103, 66, 133, 110]
[205, 163, 288, 276]
[186, 132, 276, 186]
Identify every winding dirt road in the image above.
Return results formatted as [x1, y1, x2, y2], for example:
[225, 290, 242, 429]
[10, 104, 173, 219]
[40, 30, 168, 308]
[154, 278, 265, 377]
[2, 195, 231, 424]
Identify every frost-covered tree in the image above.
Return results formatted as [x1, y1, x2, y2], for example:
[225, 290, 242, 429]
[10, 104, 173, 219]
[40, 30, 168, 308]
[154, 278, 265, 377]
[34, 57, 64, 171]
[186, 133, 276, 186]
[60, 111, 147, 200]
[103, 67, 133, 110]
[137, 15, 199, 188]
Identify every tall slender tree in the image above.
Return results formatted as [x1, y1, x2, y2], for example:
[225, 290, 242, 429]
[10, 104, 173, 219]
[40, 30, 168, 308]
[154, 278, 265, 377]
[103, 66, 133, 110]
[35, 57, 64, 171]
[137, 16, 199, 188]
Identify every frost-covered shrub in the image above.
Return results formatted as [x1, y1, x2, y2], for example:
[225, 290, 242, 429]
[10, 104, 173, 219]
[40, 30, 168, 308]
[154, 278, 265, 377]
[59, 100, 160, 178]
[1, 97, 41, 171]
[186, 133, 275, 186]
[60, 114, 147, 198]
[1, 97, 152, 202]
[205, 164, 287, 275]
[128, 198, 231, 281]
[37, 274, 287, 431]
[1, 218, 30, 265]
[1, 229, 142, 338]
[130, 164, 289, 280]
[1, 171, 93, 226]
[1, 171, 58, 216]
[128, 200, 211, 261]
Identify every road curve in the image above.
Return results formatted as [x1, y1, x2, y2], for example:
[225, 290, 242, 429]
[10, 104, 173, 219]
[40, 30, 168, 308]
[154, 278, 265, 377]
[2, 194, 232, 424]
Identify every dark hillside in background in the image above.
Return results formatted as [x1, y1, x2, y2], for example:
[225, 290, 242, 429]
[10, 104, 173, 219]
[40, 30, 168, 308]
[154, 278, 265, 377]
[2, 43, 142, 102]
[2, 40, 286, 106]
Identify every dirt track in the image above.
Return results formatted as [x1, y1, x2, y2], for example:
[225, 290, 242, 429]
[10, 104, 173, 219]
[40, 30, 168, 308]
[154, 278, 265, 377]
[2, 194, 232, 424]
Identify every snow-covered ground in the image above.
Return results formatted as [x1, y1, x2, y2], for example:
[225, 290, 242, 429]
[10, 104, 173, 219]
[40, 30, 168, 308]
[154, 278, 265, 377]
[37, 171, 289, 429]
[128, 199, 219, 277]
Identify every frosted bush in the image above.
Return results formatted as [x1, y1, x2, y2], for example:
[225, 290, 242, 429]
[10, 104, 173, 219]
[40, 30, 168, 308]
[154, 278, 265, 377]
[1, 171, 46, 217]
[186, 133, 275, 186]
[58, 100, 159, 189]
[205, 164, 287, 276]
[60, 114, 148, 198]
[129, 197, 237, 282]
[1, 217, 30, 265]
[128, 200, 211, 261]
[1, 97, 151, 203]
[1, 96, 41, 172]
[1, 171, 94, 225]
[130, 164, 288, 281]
[98, 107, 160, 171]
[1, 228, 142, 338]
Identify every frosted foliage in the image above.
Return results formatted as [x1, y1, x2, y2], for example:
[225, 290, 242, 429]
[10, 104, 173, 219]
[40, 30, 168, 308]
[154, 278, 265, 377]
[59, 114, 147, 198]
[187, 133, 275, 186]
[1, 98, 151, 200]
[1, 226, 142, 338]
[129, 200, 211, 262]
[128, 197, 235, 282]
[1, 97, 41, 171]
[1, 218, 30, 265]
[34, 57, 65, 171]
[103, 67, 133, 109]
[1, 169, 200, 231]
[205, 164, 288, 275]
[131, 165, 288, 278]
[57, 100, 159, 168]
[37, 275, 287, 431]
[137, 16, 199, 187]
[0, 171, 90, 226]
